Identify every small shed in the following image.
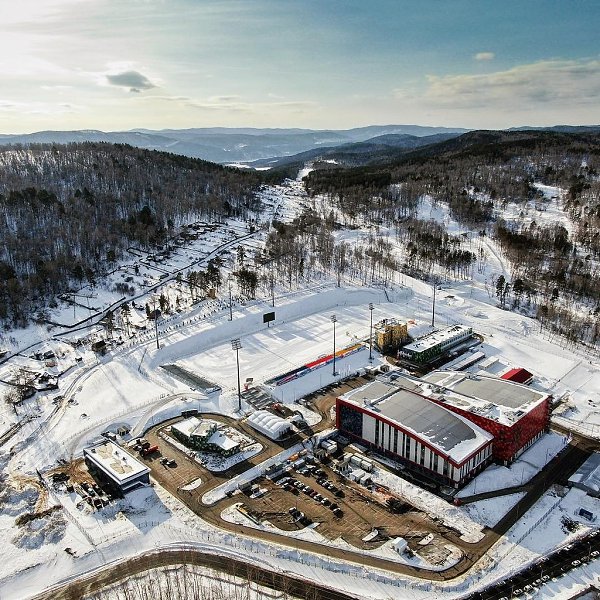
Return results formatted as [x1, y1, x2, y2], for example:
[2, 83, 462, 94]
[392, 537, 408, 554]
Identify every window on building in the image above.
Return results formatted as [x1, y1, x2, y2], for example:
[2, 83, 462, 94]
[339, 404, 363, 437]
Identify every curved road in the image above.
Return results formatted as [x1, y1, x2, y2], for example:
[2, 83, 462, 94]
[30, 546, 360, 600]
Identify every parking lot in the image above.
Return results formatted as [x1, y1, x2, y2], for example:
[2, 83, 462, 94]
[122, 407, 459, 565]
[466, 530, 600, 599]
[236, 457, 458, 564]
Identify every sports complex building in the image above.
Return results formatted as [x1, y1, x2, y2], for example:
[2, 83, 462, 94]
[336, 369, 551, 488]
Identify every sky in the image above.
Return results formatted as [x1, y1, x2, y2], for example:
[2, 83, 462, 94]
[0, 0, 599, 133]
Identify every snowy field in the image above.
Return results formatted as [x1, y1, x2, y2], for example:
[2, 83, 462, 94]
[2, 173, 600, 599]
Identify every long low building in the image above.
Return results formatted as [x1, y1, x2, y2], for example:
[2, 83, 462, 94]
[84, 441, 150, 495]
[400, 325, 473, 364]
[337, 380, 494, 488]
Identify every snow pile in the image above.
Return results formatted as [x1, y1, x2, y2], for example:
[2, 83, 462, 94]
[461, 493, 525, 528]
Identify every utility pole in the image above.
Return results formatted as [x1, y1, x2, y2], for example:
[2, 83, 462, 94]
[231, 339, 242, 412]
[153, 297, 159, 349]
[331, 314, 337, 376]
[271, 276, 275, 308]
[229, 281, 233, 321]
[368, 303, 374, 362]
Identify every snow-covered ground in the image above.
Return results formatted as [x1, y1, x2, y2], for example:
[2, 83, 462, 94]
[220, 503, 460, 571]
[1, 173, 600, 599]
[457, 432, 569, 498]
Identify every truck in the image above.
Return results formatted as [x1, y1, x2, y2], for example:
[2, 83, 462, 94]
[141, 444, 159, 456]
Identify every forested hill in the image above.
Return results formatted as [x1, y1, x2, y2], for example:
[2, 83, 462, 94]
[304, 130, 600, 223]
[0, 143, 263, 326]
[303, 130, 600, 345]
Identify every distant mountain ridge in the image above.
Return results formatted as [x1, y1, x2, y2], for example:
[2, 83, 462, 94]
[0, 125, 469, 164]
[247, 132, 461, 169]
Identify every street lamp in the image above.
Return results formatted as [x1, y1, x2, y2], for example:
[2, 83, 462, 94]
[368, 303, 374, 362]
[231, 338, 242, 412]
[331, 315, 337, 376]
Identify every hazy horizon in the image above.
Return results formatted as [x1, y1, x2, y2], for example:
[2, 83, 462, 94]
[1, 0, 599, 134]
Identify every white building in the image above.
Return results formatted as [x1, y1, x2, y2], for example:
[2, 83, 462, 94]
[84, 441, 150, 495]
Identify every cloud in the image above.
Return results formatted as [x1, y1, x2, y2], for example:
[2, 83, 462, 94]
[474, 52, 495, 61]
[106, 70, 156, 93]
[422, 58, 600, 109]
[145, 95, 318, 115]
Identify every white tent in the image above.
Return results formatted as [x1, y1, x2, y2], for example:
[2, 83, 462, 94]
[247, 410, 291, 440]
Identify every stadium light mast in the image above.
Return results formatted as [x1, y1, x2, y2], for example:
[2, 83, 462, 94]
[231, 338, 242, 412]
[153, 297, 160, 350]
[331, 314, 337, 376]
[368, 303, 374, 362]
[431, 280, 437, 328]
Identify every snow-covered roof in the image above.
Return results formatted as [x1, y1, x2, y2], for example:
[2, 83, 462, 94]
[403, 325, 472, 354]
[84, 441, 149, 484]
[247, 410, 291, 440]
[340, 381, 493, 464]
[171, 417, 217, 440]
[207, 430, 239, 451]
[569, 452, 600, 495]
[171, 416, 202, 439]
[420, 370, 550, 426]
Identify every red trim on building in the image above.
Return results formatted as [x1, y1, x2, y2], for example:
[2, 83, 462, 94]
[501, 368, 534, 384]
[426, 395, 550, 463]
[336, 398, 493, 469]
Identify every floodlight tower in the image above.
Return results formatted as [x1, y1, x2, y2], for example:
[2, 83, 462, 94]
[368, 303, 374, 362]
[231, 338, 242, 412]
[431, 279, 437, 328]
[331, 314, 337, 376]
